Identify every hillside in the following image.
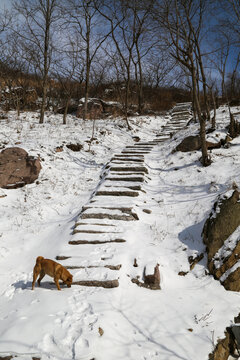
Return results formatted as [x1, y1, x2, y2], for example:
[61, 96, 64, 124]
[0, 105, 240, 360]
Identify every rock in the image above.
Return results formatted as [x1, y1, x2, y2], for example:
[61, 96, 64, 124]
[203, 190, 240, 261]
[76, 98, 103, 119]
[222, 268, 240, 291]
[98, 327, 104, 336]
[55, 146, 63, 152]
[188, 253, 204, 270]
[175, 135, 222, 152]
[0, 147, 41, 189]
[66, 143, 83, 152]
[206, 140, 222, 149]
[101, 100, 123, 117]
[203, 190, 240, 292]
[175, 135, 201, 152]
[209, 328, 235, 360]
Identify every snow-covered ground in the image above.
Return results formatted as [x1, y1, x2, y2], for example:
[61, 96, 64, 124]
[1, 106, 240, 360]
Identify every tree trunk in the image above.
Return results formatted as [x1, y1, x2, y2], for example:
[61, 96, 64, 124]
[83, 63, 90, 121]
[39, 0, 51, 124]
[124, 69, 132, 130]
[136, 43, 144, 115]
[191, 65, 211, 166]
[211, 89, 216, 130]
[39, 79, 47, 124]
[63, 97, 70, 125]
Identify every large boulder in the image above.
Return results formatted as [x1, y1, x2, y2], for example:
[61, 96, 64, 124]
[0, 147, 41, 189]
[203, 190, 240, 291]
[175, 135, 222, 152]
[76, 98, 103, 119]
[175, 135, 201, 152]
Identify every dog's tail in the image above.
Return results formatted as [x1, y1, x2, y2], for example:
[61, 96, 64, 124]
[36, 256, 44, 264]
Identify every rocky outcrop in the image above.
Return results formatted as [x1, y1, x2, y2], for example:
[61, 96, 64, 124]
[0, 147, 41, 189]
[175, 135, 201, 152]
[175, 135, 222, 152]
[203, 190, 240, 291]
[209, 328, 235, 360]
[77, 98, 103, 119]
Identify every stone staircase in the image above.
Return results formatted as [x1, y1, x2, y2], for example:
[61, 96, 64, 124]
[55, 102, 193, 289]
[161, 102, 192, 136]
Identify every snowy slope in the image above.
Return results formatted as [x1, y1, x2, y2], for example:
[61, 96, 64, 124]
[0, 107, 240, 360]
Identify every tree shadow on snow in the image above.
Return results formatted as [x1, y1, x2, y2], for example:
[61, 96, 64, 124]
[178, 219, 206, 253]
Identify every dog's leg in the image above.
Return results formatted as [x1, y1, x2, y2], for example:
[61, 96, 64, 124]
[32, 266, 41, 290]
[54, 275, 61, 290]
[37, 270, 45, 287]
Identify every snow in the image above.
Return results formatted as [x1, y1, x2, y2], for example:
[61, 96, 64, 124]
[1, 106, 240, 359]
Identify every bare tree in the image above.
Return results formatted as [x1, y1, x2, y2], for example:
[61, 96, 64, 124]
[13, 0, 59, 123]
[156, 0, 211, 166]
[61, 0, 111, 120]
[53, 35, 85, 124]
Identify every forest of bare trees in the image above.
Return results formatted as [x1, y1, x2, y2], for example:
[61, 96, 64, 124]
[0, 0, 239, 162]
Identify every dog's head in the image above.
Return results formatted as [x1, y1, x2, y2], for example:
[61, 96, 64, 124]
[65, 274, 73, 288]
[62, 272, 73, 288]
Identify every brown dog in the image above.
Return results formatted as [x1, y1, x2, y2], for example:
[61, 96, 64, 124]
[32, 256, 73, 291]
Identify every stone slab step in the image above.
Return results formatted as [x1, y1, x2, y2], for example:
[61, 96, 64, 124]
[80, 207, 138, 221]
[137, 142, 159, 146]
[102, 184, 142, 191]
[113, 153, 144, 158]
[96, 190, 139, 197]
[56, 253, 120, 266]
[75, 221, 116, 227]
[65, 264, 121, 271]
[73, 228, 121, 234]
[71, 230, 124, 240]
[109, 166, 148, 173]
[82, 205, 138, 213]
[111, 158, 144, 163]
[69, 267, 120, 281]
[73, 279, 119, 288]
[73, 223, 121, 233]
[103, 180, 143, 188]
[89, 196, 140, 206]
[109, 171, 146, 176]
[106, 176, 144, 182]
[121, 151, 151, 155]
[125, 146, 153, 150]
[69, 238, 126, 245]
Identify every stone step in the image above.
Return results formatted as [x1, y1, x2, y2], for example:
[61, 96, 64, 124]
[125, 146, 153, 150]
[65, 264, 121, 271]
[69, 238, 126, 245]
[137, 142, 159, 146]
[111, 157, 144, 163]
[106, 176, 144, 182]
[103, 179, 142, 187]
[121, 151, 151, 155]
[73, 279, 119, 288]
[102, 184, 142, 191]
[73, 228, 121, 234]
[96, 189, 139, 197]
[109, 166, 148, 173]
[113, 153, 144, 158]
[109, 171, 146, 176]
[75, 221, 116, 227]
[69, 267, 120, 281]
[109, 161, 145, 167]
[56, 253, 120, 267]
[80, 207, 138, 221]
